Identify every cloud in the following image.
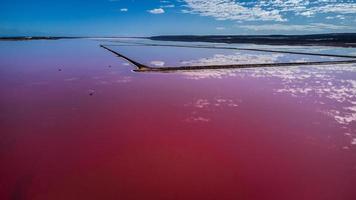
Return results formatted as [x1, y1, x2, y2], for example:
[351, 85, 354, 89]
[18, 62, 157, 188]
[161, 4, 175, 8]
[182, 0, 284, 21]
[239, 23, 353, 32]
[120, 8, 128, 12]
[148, 8, 165, 14]
[216, 27, 226, 30]
[182, 0, 356, 22]
[302, 3, 356, 16]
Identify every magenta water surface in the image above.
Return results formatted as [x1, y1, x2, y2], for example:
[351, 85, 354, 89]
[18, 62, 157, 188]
[0, 39, 356, 200]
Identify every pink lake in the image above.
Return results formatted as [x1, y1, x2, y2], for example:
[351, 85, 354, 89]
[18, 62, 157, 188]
[0, 39, 356, 200]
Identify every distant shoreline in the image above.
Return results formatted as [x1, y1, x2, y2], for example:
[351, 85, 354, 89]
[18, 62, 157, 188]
[150, 33, 356, 48]
[0, 36, 146, 41]
[0, 36, 83, 41]
[1, 33, 356, 47]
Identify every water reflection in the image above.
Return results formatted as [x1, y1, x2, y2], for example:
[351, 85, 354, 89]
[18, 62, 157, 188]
[182, 64, 356, 147]
[108, 44, 354, 68]
[187, 98, 240, 109]
[184, 97, 241, 124]
[178, 62, 356, 147]
[179, 69, 239, 79]
[247, 65, 356, 126]
[181, 52, 283, 66]
[150, 60, 166, 67]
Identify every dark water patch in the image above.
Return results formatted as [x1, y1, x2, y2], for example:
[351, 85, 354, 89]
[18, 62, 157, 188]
[11, 174, 33, 200]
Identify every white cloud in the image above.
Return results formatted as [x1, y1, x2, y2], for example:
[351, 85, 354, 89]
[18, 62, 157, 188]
[182, 0, 284, 21]
[304, 3, 356, 16]
[239, 23, 353, 32]
[120, 8, 128, 12]
[182, 0, 356, 22]
[148, 8, 165, 14]
[161, 4, 175, 8]
[216, 27, 226, 30]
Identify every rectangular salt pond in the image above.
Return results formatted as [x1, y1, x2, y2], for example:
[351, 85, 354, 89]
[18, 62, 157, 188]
[103, 43, 355, 68]
[242, 45, 356, 57]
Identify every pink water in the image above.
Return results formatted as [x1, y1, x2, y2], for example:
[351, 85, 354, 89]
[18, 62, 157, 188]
[0, 39, 355, 200]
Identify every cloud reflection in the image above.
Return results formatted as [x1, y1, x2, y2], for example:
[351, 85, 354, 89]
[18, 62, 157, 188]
[180, 61, 356, 145]
[181, 52, 283, 66]
[184, 98, 240, 123]
[250, 64, 356, 147]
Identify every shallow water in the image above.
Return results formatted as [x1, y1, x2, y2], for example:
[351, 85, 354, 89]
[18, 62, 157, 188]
[102, 39, 356, 68]
[106, 45, 350, 68]
[0, 39, 356, 200]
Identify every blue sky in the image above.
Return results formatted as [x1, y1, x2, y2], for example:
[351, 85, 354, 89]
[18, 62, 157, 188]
[0, 0, 355, 36]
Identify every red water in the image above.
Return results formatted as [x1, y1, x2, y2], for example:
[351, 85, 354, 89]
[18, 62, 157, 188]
[0, 40, 356, 200]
